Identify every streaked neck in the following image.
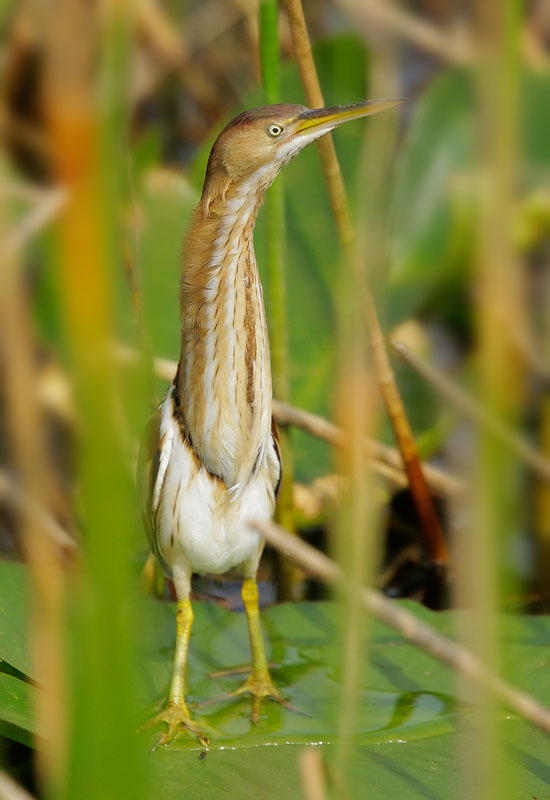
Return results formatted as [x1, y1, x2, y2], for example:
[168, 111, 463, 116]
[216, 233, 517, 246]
[177, 179, 272, 490]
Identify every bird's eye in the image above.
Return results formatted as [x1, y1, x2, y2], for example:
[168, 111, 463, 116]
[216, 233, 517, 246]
[267, 123, 284, 138]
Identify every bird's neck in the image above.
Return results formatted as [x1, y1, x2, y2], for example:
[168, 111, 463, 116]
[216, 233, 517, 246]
[176, 179, 272, 490]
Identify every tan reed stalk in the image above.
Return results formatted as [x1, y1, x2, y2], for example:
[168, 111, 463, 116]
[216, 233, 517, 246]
[282, 0, 449, 569]
[456, 2, 523, 798]
[0, 181, 68, 796]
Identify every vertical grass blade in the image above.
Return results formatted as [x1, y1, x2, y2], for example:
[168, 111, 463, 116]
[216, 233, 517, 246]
[0, 179, 68, 796]
[457, 2, 523, 798]
[43, 3, 147, 798]
[259, 0, 296, 600]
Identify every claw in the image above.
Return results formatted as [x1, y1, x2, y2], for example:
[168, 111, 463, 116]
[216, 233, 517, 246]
[229, 672, 310, 724]
[140, 701, 211, 748]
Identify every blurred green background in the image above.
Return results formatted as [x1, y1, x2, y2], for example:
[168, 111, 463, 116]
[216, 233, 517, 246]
[1, 1, 549, 798]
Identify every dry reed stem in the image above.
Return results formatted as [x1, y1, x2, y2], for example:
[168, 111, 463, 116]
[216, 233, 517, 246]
[0, 108, 50, 162]
[522, 24, 550, 70]
[463, 3, 522, 795]
[281, 0, 353, 245]
[511, 325, 550, 387]
[335, 0, 473, 64]
[392, 339, 550, 481]
[252, 518, 550, 735]
[282, 0, 448, 564]
[112, 343, 463, 497]
[299, 748, 328, 800]
[273, 398, 462, 497]
[0, 771, 37, 800]
[0, 184, 68, 259]
[0, 471, 78, 560]
[135, 0, 184, 65]
[0, 197, 67, 790]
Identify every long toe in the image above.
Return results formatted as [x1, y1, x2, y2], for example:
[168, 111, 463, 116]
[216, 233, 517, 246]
[230, 672, 306, 725]
[141, 701, 210, 748]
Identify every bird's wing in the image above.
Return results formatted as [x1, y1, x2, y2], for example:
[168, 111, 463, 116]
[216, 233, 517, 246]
[137, 406, 170, 555]
[270, 415, 283, 500]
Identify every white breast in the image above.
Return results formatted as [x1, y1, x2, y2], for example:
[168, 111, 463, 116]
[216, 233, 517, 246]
[152, 388, 279, 577]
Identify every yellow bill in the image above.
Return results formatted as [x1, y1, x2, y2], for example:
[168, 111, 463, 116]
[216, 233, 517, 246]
[292, 98, 403, 136]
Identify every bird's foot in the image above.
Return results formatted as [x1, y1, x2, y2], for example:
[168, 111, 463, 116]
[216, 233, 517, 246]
[230, 671, 303, 726]
[140, 701, 210, 750]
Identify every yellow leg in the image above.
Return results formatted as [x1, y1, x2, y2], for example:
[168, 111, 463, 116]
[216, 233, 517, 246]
[169, 597, 193, 707]
[143, 598, 209, 748]
[231, 578, 286, 725]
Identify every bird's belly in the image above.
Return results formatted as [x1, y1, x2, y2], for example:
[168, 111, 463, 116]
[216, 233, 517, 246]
[155, 411, 275, 576]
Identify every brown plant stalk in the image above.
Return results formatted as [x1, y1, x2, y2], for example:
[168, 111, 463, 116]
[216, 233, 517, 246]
[281, 0, 449, 565]
[0, 196, 67, 792]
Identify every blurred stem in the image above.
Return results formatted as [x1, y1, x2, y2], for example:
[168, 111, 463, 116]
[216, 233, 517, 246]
[44, 2, 145, 798]
[259, 0, 280, 104]
[259, 0, 296, 600]
[536, 393, 550, 609]
[535, 242, 550, 610]
[282, 0, 448, 572]
[392, 339, 550, 480]
[0, 186, 67, 797]
[458, 2, 522, 799]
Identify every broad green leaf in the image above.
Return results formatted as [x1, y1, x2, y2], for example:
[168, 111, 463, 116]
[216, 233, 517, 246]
[146, 719, 549, 800]
[0, 561, 548, 796]
[136, 599, 549, 797]
[0, 673, 36, 748]
[0, 561, 31, 680]
[386, 68, 550, 330]
[137, 600, 549, 742]
[135, 169, 198, 362]
[137, 600, 461, 750]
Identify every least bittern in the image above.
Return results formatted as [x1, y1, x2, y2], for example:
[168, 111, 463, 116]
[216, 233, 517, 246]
[139, 99, 399, 746]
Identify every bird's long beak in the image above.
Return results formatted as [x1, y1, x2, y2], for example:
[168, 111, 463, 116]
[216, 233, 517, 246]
[293, 98, 403, 136]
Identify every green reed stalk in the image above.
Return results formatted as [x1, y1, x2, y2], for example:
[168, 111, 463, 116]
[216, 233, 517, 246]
[457, 3, 522, 799]
[259, 0, 297, 600]
[45, 4, 146, 798]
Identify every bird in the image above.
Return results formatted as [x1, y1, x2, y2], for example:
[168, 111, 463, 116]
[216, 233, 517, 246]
[139, 98, 399, 747]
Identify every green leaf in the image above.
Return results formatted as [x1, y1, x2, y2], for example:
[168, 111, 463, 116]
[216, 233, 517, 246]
[136, 599, 549, 797]
[386, 68, 550, 330]
[144, 719, 549, 800]
[136, 170, 198, 362]
[0, 561, 548, 795]
[0, 673, 36, 748]
[138, 600, 461, 750]
[386, 69, 476, 330]
[0, 561, 31, 680]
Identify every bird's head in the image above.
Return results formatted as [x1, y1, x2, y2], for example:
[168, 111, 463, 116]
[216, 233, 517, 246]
[201, 99, 402, 205]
